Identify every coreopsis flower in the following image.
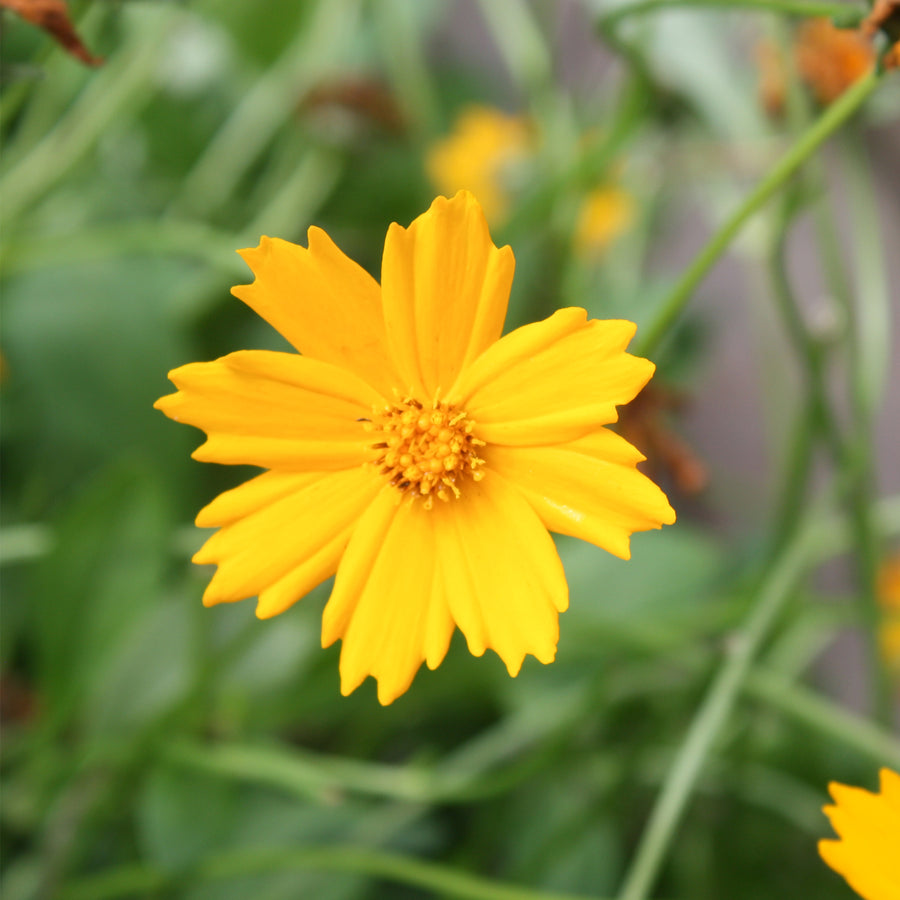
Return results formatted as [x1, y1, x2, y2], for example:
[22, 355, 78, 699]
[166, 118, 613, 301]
[428, 106, 636, 256]
[574, 185, 635, 259]
[155, 191, 675, 704]
[819, 768, 900, 900]
[426, 105, 532, 224]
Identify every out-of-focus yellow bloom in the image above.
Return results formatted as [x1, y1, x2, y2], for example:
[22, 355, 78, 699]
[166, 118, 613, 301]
[574, 186, 635, 258]
[819, 768, 900, 900]
[426, 105, 532, 224]
[878, 553, 900, 674]
[427, 106, 635, 253]
[156, 192, 675, 704]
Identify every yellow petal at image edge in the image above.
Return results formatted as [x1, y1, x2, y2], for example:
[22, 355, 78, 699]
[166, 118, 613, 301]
[818, 769, 900, 900]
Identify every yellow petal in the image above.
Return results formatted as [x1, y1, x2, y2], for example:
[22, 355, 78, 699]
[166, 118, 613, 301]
[322, 487, 454, 705]
[195, 470, 322, 528]
[819, 837, 900, 900]
[155, 350, 379, 470]
[451, 309, 653, 446]
[489, 429, 676, 560]
[819, 770, 900, 900]
[232, 230, 400, 398]
[381, 191, 513, 398]
[434, 473, 568, 676]
[194, 466, 381, 616]
[881, 769, 900, 812]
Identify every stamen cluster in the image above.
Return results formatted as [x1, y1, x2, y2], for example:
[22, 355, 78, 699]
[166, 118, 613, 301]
[365, 397, 485, 507]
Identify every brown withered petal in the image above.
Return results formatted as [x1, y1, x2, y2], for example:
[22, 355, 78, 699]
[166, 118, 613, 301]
[860, 0, 900, 38]
[1, 0, 103, 67]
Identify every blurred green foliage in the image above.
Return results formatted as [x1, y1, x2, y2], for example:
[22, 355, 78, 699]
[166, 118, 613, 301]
[1, 2, 898, 899]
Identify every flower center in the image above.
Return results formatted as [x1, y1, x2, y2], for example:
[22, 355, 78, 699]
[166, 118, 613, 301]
[364, 397, 486, 508]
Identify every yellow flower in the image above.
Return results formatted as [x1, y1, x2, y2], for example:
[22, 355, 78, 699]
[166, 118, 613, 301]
[574, 185, 636, 258]
[878, 553, 900, 674]
[819, 768, 900, 900]
[426, 106, 532, 224]
[155, 191, 675, 704]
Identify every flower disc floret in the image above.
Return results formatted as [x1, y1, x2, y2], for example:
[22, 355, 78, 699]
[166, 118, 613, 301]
[366, 397, 485, 507]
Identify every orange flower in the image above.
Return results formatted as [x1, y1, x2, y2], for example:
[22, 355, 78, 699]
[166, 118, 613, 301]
[795, 19, 874, 105]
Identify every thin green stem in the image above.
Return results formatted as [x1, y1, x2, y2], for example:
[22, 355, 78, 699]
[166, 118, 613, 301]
[0, 220, 242, 279]
[0, 7, 177, 224]
[58, 847, 604, 900]
[166, 0, 361, 219]
[598, 0, 864, 30]
[841, 132, 890, 421]
[634, 69, 880, 358]
[744, 669, 900, 767]
[768, 38, 890, 719]
[616, 505, 822, 900]
[838, 129, 892, 723]
[375, 0, 440, 138]
[476, 0, 555, 117]
[769, 404, 817, 552]
[767, 189, 846, 461]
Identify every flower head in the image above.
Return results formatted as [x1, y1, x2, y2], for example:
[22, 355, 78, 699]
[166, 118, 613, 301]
[819, 768, 900, 900]
[795, 19, 874, 105]
[426, 106, 532, 224]
[156, 191, 675, 704]
[574, 185, 635, 258]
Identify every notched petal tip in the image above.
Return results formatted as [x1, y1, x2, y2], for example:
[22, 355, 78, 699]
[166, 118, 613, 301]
[152, 390, 177, 413]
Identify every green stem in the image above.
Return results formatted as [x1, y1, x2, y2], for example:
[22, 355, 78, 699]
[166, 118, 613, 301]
[375, 0, 440, 138]
[616, 506, 822, 900]
[841, 132, 890, 421]
[0, 7, 177, 224]
[744, 669, 900, 767]
[167, 0, 361, 219]
[598, 0, 864, 29]
[767, 189, 846, 461]
[768, 403, 817, 553]
[0, 220, 242, 279]
[475, 0, 555, 117]
[838, 129, 892, 722]
[58, 847, 604, 900]
[634, 69, 880, 358]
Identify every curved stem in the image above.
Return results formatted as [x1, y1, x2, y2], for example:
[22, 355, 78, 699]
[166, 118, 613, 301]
[616, 503, 823, 900]
[58, 847, 603, 900]
[0, 8, 177, 224]
[634, 69, 880, 358]
[598, 0, 864, 30]
[744, 669, 900, 767]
